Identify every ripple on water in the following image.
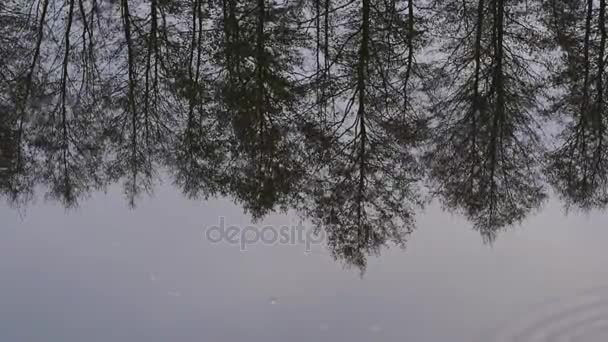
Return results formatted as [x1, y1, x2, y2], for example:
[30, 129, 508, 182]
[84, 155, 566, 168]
[481, 286, 608, 342]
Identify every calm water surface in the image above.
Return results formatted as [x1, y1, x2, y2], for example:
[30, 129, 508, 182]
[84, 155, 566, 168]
[1, 185, 608, 342]
[3, 0, 608, 340]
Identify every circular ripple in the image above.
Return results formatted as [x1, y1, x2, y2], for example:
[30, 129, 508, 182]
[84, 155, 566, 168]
[569, 323, 608, 342]
[480, 286, 608, 342]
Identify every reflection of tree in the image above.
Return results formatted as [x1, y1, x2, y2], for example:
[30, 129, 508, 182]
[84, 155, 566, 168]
[545, 0, 608, 210]
[297, 0, 426, 270]
[212, 0, 308, 219]
[104, 0, 184, 207]
[0, 1, 40, 205]
[170, 0, 226, 201]
[425, 0, 547, 240]
[29, 0, 109, 207]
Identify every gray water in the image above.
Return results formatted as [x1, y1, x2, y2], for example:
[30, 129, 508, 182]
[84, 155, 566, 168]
[2, 185, 608, 342]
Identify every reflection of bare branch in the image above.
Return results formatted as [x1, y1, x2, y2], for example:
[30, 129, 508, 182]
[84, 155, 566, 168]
[16, 0, 49, 166]
[122, 0, 140, 207]
[426, 0, 547, 240]
[58, 0, 75, 205]
[298, 0, 426, 271]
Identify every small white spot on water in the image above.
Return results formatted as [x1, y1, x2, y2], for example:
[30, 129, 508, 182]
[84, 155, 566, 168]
[268, 297, 279, 305]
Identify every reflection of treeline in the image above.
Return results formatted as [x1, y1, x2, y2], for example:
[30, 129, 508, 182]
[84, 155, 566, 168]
[1, 0, 607, 269]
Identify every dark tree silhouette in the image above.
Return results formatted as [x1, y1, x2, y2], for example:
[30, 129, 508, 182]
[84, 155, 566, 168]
[424, 0, 548, 240]
[2, 0, 108, 207]
[208, 0, 309, 219]
[544, 0, 608, 210]
[30, 0, 109, 207]
[101, 0, 186, 207]
[297, 0, 427, 270]
[0, 1, 46, 205]
[169, 0, 226, 201]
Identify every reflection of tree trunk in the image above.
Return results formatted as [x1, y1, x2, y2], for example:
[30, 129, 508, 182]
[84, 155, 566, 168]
[186, 0, 203, 151]
[595, 0, 606, 175]
[256, 0, 266, 170]
[583, 0, 592, 111]
[60, 0, 75, 203]
[487, 0, 506, 221]
[403, 0, 414, 110]
[473, 0, 485, 100]
[596, 0, 606, 112]
[76, 0, 97, 82]
[324, 0, 331, 120]
[143, 0, 159, 156]
[17, 0, 49, 167]
[121, 0, 138, 206]
[580, 0, 593, 189]
[356, 0, 370, 244]
[228, 0, 240, 79]
[471, 0, 485, 192]
[596, 0, 606, 125]
[315, 0, 321, 85]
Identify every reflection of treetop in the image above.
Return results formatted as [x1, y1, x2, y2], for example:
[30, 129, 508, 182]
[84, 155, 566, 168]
[1, 0, 607, 270]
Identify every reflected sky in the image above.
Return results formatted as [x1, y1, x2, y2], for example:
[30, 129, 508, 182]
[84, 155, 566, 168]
[2, 184, 608, 342]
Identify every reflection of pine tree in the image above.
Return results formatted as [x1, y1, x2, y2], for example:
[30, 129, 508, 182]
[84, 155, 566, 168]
[299, 0, 427, 270]
[171, 0, 227, 202]
[425, 0, 547, 240]
[211, 0, 309, 219]
[545, 0, 608, 210]
[0, 2, 36, 204]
